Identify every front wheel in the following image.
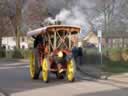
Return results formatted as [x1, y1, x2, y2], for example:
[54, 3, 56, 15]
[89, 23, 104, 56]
[29, 51, 40, 79]
[67, 59, 76, 82]
[41, 58, 49, 83]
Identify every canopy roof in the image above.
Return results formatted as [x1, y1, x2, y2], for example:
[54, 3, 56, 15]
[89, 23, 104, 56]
[27, 25, 81, 36]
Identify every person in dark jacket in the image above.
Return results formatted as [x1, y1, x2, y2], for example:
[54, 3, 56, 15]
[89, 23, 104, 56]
[77, 46, 83, 65]
[72, 45, 78, 64]
[32, 34, 45, 68]
[32, 35, 45, 48]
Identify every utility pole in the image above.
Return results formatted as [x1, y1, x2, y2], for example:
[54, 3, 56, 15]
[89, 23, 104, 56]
[98, 30, 103, 76]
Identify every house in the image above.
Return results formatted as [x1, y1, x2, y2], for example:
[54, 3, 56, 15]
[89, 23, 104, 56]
[82, 31, 128, 48]
[2, 36, 29, 50]
[103, 32, 128, 48]
[83, 31, 98, 47]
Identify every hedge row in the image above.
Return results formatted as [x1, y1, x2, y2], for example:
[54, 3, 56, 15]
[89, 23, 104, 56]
[1, 48, 128, 62]
[82, 48, 128, 64]
[0, 49, 31, 59]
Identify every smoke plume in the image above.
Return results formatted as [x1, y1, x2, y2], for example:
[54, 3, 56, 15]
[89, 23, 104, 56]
[45, 0, 97, 38]
[55, 7, 91, 38]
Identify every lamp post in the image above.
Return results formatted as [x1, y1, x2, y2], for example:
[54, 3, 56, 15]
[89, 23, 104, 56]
[97, 30, 103, 72]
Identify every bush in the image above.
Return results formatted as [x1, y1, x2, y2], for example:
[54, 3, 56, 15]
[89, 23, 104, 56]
[0, 48, 6, 58]
[122, 49, 128, 62]
[108, 48, 122, 62]
[12, 49, 24, 58]
[83, 48, 128, 64]
[21, 49, 31, 59]
[83, 48, 99, 64]
[12, 49, 32, 59]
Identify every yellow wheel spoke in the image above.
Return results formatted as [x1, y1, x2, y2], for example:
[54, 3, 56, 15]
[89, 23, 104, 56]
[29, 52, 35, 79]
[42, 58, 49, 82]
[67, 60, 75, 81]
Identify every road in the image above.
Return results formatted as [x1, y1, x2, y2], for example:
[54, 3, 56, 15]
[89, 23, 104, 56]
[0, 59, 128, 96]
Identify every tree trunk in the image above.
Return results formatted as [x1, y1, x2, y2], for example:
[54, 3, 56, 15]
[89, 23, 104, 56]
[0, 37, 2, 48]
[15, 27, 20, 49]
[15, 0, 22, 49]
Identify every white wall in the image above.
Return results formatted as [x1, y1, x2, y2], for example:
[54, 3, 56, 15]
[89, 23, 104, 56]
[2, 37, 29, 50]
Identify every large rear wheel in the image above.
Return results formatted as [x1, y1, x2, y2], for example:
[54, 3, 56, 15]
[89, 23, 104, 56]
[42, 58, 49, 83]
[29, 51, 40, 79]
[67, 59, 76, 82]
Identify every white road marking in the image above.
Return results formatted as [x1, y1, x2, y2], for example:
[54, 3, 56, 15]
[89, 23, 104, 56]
[0, 65, 29, 70]
[2, 63, 28, 66]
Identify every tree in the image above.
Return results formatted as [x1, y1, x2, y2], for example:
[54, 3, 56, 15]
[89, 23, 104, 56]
[10, 0, 22, 49]
[22, 0, 48, 29]
[0, 0, 14, 47]
[94, 0, 128, 33]
[0, 0, 23, 49]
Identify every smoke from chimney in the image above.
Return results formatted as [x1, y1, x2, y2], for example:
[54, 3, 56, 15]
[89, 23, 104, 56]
[45, 0, 94, 38]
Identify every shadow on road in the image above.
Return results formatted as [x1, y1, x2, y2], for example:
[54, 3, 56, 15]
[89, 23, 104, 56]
[76, 88, 128, 96]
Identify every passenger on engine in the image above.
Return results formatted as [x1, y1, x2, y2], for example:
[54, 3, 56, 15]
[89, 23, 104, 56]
[52, 48, 67, 73]
[32, 35, 44, 48]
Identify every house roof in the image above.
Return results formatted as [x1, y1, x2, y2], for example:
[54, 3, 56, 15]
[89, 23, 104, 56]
[83, 31, 98, 47]
[103, 32, 128, 38]
[83, 31, 97, 41]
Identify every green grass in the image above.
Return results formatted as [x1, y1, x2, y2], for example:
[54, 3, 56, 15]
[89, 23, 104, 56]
[104, 61, 128, 74]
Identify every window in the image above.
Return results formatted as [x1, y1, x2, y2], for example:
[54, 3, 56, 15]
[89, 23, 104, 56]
[112, 39, 116, 43]
[124, 44, 127, 48]
[124, 39, 128, 44]
[119, 44, 122, 48]
[108, 38, 112, 44]
[22, 37, 25, 42]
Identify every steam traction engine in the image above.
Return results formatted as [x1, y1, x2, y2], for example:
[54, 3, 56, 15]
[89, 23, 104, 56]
[27, 25, 81, 83]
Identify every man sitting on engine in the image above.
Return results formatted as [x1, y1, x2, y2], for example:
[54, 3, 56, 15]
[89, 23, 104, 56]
[51, 48, 67, 73]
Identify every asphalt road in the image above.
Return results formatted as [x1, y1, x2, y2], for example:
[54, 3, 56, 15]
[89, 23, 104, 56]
[0, 59, 128, 96]
[0, 59, 93, 95]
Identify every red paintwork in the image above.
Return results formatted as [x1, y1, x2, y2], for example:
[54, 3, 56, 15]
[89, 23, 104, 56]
[36, 44, 71, 72]
[49, 49, 71, 71]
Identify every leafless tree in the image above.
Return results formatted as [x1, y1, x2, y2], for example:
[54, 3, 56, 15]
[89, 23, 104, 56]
[0, 17, 14, 47]
[22, 0, 48, 29]
[0, 0, 23, 49]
